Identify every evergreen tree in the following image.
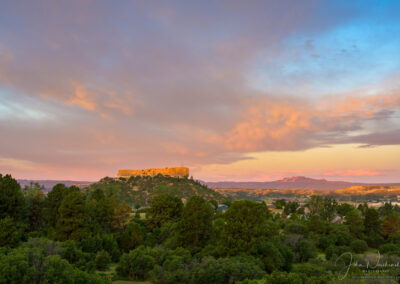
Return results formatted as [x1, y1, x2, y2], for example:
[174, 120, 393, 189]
[222, 200, 270, 255]
[55, 191, 88, 241]
[345, 209, 364, 238]
[0, 217, 21, 247]
[177, 196, 213, 248]
[0, 174, 24, 220]
[112, 202, 132, 232]
[147, 194, 183, 229]
[364, 208, 381, 235]
[44, 184, 77, 228]
[381, 215, 400, 237]
[25, 189, 45, 232]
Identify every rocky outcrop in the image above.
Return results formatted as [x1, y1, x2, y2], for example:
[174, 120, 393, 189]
[117, 167, 189, 178]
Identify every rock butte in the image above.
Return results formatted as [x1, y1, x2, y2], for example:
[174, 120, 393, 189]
[117, 167, 189, 178]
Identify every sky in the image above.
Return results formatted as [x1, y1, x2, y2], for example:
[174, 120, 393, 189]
[1, 0, 400, 182]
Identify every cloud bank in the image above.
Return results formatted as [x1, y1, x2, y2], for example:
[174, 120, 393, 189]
[0, 0, 399, 181]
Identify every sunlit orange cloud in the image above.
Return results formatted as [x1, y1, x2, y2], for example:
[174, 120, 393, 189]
[322, 93, 400, 118]
[68, 84, 97, 111]
[65, 84, 135, 119]
[212, 93, 400, 152]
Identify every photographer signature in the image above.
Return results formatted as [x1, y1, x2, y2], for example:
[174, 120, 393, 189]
[335, 251, 400, 280]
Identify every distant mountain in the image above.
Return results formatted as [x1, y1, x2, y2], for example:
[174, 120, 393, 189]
[17, 179, 93, 191]
[206, 176, 400, 191]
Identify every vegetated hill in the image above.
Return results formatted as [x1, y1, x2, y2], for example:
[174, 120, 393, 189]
[333, 185, 400, 195]
[18, 179, 93, 191]
[206, 176, 400, 190]
[84, 175, 229, 207]
[214, 185, 400, 199]
[214, 188, 318, 200]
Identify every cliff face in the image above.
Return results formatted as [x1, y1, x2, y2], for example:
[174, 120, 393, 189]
[117, 167, 189, 178]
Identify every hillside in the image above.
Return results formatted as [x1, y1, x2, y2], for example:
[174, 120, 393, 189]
[333, 185, 400, 195]
[84, 175, 229, 207]
[206, 176, 400, 190]
[214, 185, 400, 200]
[18, 179, 93, 191]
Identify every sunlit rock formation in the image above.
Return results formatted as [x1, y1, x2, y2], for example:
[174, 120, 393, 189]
[117, 167, 189, 178]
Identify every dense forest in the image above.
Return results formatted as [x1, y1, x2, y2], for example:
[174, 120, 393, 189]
[1, 173, 400, 283]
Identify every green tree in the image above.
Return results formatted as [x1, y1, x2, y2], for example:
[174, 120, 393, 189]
[337, 203, 355, 217]
[147, 194, 183, 229]
[307, 215, 326, 235]
[306, 196, 337, 221]
[321, 198, 338, 221]
[86, 189, 116, 233]
[357, 203, 369, 216]
[255, 271, 308, 284]
[364, 208, 380, 234]
[120, 222, 146, 252]
[0, 174, 24, 220]
[95, 250, 111, 271]
[364, 207, 381, 247]
[150, 249, 192, 283]
[0, 247, 33, 283]
[381, 215, 400, 237]
[350, 240, 368, 253]
[254, 241, 285, 273]
[379, 202, 394, 217]
[55, 191, 88, 241]
[112, 202, 131, 232]
[25, 189, 45, 232]
[222, 200, 270, 255]
[0, 247, 108, 283]
[283, 201, 299, 216]
[273, 199, 286, 209]
[117, 246, 156, 280]
[306, 195, 324, 217]
[190, 255, 265, 284]
[345, 209, 364, 238]
[177, 196, 213, 248]
[0, 217, 21, 247]
[294, 239, 317, 262]
[44, 184, 76, 228]
[379, 243, 400, 254]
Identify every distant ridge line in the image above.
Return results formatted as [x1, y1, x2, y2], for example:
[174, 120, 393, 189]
[204, 176, 400, 190]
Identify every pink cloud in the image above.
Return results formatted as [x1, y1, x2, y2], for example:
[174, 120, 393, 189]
[322, 169, 384, 177]
[68, 84, 96, 111]
[215, 93, 400, 152]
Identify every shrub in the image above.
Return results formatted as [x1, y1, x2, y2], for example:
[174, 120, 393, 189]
[80, 234, 121, 262]
[95, 250, 111, 271]
[189, 255, 265, 284]
[325, 245, 351, 260]
[350, 240, 368, 254]
[285, 223, 308, 236]
[0, 217, 21, 247]
[295, 240, 316, 262]
[292, 263, 325, 277]
[0, 247, 108, 283]
[317, 235, 334, 250]
[379, 243, 400, 254]
[117, 246, 155, 280]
